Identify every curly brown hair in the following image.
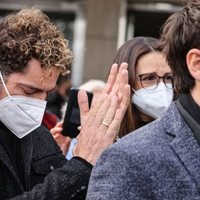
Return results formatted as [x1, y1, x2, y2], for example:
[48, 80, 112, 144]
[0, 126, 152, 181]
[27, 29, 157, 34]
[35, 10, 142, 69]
[0, 8, 73, 76]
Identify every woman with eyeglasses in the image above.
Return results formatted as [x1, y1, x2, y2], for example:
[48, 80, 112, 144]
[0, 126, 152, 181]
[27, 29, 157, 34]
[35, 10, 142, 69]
[113, 36, 174, 138]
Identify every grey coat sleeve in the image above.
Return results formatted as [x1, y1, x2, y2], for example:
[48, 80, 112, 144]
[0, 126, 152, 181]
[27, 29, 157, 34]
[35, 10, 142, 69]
[86, 146, 152, 200]
[9, 158, 92, 200]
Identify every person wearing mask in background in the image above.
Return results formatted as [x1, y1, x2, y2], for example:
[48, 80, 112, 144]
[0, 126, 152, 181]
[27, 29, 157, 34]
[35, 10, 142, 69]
[0, 8, 130, 199]
[86, 0, 200, 199]
[112, 36, 174, 138]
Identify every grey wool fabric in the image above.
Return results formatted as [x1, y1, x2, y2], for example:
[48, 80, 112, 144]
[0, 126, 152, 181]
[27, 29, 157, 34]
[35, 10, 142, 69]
[86, 102, 200, 200]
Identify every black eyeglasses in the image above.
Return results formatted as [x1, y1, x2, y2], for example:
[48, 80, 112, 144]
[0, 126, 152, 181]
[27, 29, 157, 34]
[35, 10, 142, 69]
[136, 72, 173, 90]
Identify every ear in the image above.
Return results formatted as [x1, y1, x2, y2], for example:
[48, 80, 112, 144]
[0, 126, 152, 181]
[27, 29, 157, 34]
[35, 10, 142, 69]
[186, 48, 200, 80]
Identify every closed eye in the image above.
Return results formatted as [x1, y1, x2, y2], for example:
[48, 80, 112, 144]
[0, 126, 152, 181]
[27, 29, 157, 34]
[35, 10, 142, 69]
[23, 89, 37, 95]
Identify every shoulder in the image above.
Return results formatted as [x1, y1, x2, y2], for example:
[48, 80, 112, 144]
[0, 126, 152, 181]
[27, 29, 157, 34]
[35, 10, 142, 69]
[87, 120, 168, 199]
[31, 125, 62, 158]
[32, 125, 56, 146]
[98, 102, 183, 169]
[108, 120, 167, 156]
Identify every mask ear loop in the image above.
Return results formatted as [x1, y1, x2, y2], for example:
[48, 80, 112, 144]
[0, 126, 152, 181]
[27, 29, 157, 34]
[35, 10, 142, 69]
[132, 87, 139, 96]
[0, 72, 11, 97]
[132, 88, 136, 93]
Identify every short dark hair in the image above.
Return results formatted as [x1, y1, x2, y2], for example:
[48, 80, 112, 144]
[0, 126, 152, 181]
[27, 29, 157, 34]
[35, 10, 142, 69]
[160, 0, 200, 94]
[0, 8, 73, 76]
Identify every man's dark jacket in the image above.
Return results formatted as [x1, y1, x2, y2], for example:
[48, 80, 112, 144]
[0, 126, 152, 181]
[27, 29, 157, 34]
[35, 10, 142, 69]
[0, 125, 91, 199]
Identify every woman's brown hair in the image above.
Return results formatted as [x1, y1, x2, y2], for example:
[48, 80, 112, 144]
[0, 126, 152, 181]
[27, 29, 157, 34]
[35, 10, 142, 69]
[113, 37, 161, 137]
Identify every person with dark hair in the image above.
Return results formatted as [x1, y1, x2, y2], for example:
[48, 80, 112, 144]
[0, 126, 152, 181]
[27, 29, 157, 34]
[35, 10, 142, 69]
[0, 8, 130, 199]
[112, 37, 173, 138]
[86, 1, 200, 199]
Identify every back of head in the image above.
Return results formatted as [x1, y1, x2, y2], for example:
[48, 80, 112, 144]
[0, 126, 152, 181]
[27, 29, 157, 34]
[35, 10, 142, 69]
[160, 0, 200, 94]
[0, 8, 73, 76]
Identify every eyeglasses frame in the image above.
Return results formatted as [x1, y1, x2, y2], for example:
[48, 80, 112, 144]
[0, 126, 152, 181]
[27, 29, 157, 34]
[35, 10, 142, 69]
[136, 72, 173, 90]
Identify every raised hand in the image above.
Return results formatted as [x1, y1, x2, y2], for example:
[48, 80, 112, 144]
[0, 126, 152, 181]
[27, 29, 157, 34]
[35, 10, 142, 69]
[73, 62, 130, 165]
[50, 121, 71, 156]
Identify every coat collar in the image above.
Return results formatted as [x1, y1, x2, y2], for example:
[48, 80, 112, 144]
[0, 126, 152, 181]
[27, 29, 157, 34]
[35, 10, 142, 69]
[163, 101, 200, 193]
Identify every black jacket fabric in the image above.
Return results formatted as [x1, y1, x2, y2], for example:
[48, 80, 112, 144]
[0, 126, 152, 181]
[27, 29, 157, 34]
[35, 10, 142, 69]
[0, 124, 92, 200]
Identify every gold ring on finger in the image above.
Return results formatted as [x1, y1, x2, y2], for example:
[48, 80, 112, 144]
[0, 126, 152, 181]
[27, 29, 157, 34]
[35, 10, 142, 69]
[101, 121, 110, 127]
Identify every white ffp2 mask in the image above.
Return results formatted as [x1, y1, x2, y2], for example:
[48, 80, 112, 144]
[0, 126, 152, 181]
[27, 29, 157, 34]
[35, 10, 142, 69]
[132, 82, 173, 119]
[0, 72, 47, 139]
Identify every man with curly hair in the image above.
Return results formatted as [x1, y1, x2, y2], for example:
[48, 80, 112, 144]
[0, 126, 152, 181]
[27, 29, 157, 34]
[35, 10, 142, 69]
[86, 0, 200, 199]
[0, 8, 130, 199]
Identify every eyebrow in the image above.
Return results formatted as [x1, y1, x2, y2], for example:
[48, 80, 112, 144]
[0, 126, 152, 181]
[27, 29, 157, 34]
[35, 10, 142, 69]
[138, 72, 172, 75]
[18, 83, 56, 92]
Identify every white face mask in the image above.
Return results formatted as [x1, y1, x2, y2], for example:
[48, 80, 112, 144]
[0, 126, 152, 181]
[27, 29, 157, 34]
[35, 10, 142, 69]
[0, 72, 47, 139]
[132, 82, 173, 119]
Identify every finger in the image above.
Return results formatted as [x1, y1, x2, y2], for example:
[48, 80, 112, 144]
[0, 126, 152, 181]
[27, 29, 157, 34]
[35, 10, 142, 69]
[119, 84, 131, 116]
[98, 95, 118, 132]
[50, 127, 63, 135]
[65, 136, 71, 142]
[58, 120, 64, 124]
[64, 137, 71, 147]
[84, 92, 108, 124]
[56, 121, 64, 128]
[78, 90, 89, 125]
[72, 144, 77, 157]
[53, 133, 60, 140]
[106, 84, 130, 140]
[86, 94, 111, 127]
[62, 138, 71, 156]
[116, 84, 131, 119]
[103, 63, 118, 93]
[111, 62, 128, 96]
[84, 63, 125, 126]
[77, 126, 81, 131]
[105, 109, 121, 142]
[118, 69, 128, 102]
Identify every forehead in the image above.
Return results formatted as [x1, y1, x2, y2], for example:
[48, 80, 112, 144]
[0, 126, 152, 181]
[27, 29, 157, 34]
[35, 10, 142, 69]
[136, 51, 171, 75]
[7, 58, 60, 90]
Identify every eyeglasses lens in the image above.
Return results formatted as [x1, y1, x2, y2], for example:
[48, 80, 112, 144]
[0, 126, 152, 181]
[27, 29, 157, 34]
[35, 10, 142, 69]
[139, 73, 173, 90]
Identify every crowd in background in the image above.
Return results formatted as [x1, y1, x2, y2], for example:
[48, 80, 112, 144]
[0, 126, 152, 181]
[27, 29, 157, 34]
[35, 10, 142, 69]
[0, 0, 199, 199]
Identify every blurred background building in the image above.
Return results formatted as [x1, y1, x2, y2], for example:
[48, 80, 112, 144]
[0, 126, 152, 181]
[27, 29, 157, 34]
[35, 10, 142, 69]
[0, 0, 186, 86]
